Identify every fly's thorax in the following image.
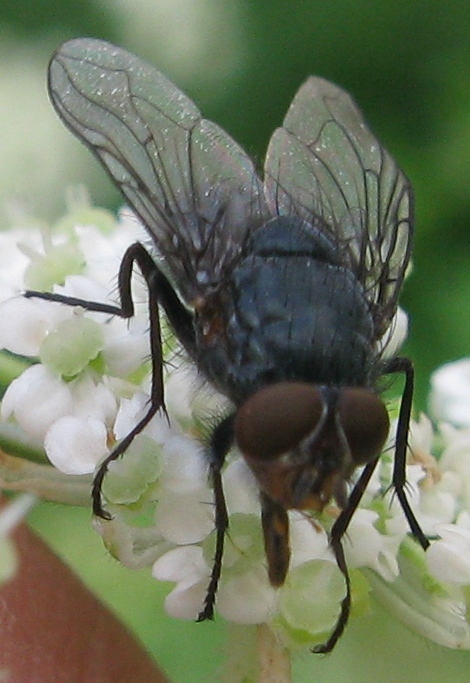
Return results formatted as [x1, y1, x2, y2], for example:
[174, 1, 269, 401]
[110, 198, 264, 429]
[229, 223, 376, 390]
[190, 218, 377, 403]
[235, 382, 390, 511]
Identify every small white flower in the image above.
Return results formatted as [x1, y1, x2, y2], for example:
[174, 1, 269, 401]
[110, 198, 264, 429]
[0, 296, 69, 356]
[289, 513, 333, 568]
[160, 436, 208, 494]
[155, 488, 214, 544]
[102, 320, 150, 378]
[0, 228, 44, 300]
[152, 546, 210, 620]
[5, 201, 470, 654]
[67, 374, 117, 426]
[223, 458, 261, 516]
[345, 508, 401, 582]
[409, 411, 435, 453]
[0, 202, 153, 476]
[277, 559, 347, 643]
[429, 358, 470, 427]
[217, 567, 278, 624]
[2, 364, 74, 440]
[44, 415, 108, 474]
[427, 524, 470, 585]
[113, 393, 151, 439]
[378, 306, 408, 358]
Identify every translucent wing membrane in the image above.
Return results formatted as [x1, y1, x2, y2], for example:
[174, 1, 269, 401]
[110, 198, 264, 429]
[265, 77, 413, 338]
[49, 40, 412, 338]
[48, 38, 268, 302]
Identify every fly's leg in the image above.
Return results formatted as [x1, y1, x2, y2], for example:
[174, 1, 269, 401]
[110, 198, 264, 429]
[197, 414, 235, 621]
[383, 357, 429, 550]
[313, 457, 379, 654]
[313, 458, 379, 654]
[314, 357, 429, 653]
[25, 242, 196, 518]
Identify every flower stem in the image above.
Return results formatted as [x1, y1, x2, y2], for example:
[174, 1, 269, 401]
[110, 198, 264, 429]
[0, 350, 31, 386]
[0, 449, 92, 506]
[257, 624, 291, 683]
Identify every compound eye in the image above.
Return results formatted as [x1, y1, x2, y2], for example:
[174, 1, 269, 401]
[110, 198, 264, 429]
[338, 388, 389, 465]
[235, 382, 324, 461]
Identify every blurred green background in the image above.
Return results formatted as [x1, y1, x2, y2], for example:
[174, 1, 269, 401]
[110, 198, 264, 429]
[2, 1, 470, 681]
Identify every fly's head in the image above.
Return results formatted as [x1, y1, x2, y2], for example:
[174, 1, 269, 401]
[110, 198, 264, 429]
[235, 382, 390, 513]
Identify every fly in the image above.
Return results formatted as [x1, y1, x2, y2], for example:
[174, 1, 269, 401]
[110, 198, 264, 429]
[26, 38, 429, 652]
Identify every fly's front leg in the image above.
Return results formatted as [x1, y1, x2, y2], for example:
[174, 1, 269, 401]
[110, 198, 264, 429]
[26, 242, 196, 518]
[316, 357, 429, 653]
[197, 414, 235, 621]
[313, 457, 379, 654]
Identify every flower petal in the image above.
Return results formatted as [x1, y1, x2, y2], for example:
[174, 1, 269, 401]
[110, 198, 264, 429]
[427, 525, 470, 585]
[217, 568, 278, 623]
[1, 365, 73, 439]
[429, 358, 470, 427]
[44, 415, 108, 474]
[155, 489, 214, 544]
[0, 297, 62, 356]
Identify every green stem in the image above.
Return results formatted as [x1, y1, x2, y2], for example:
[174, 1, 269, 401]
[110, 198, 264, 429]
[0, 449, 91, 506]
[0, 351, 32, 386]
[257, 624, 291, 683]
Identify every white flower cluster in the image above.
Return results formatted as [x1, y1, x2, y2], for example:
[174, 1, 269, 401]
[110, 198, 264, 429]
[0, 200, 151, 474]
[2, 201, 470, 651]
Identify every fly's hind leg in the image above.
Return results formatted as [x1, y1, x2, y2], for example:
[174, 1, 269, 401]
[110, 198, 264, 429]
[26, 242, 196, 518]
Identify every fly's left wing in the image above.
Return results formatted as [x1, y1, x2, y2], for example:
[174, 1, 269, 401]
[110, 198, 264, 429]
[264, 77, 413, 340]
[48, 38, 268, 302]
